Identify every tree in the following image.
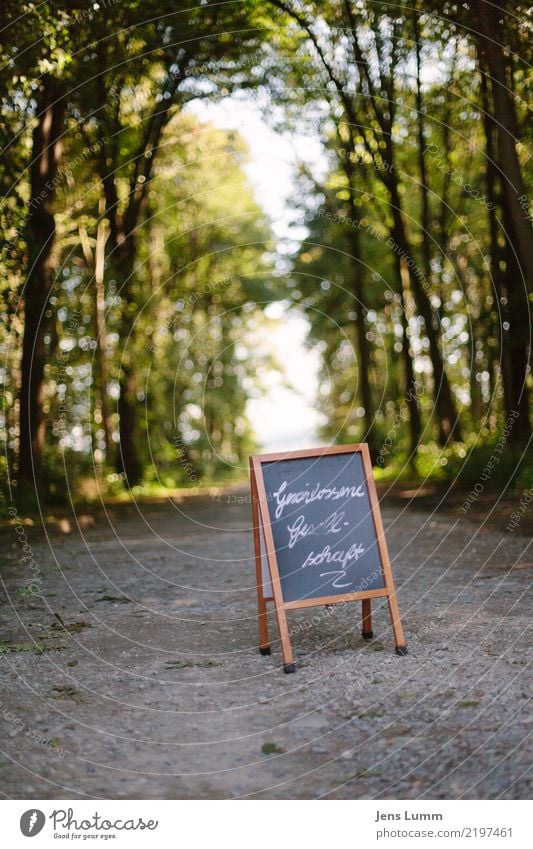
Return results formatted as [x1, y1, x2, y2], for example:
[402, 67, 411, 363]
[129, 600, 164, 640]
[1, 4, 76, 499]
[126, 114, 276, 480]
[73, 0, 268, 483]
[269, 0, 462, 447]
[18, 76, 66, 488]
[471, 0, 531, 444]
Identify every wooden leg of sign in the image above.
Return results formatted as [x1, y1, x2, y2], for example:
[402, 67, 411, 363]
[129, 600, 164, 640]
[273, 604, 295, 672]
[258, 595, 271, 656]
[361, 444, 407, 655]
[250, 463, 271, 656]
[361, 598, 373, 640]
[387, 591, 408, 655]
[252, 459, 295, 673]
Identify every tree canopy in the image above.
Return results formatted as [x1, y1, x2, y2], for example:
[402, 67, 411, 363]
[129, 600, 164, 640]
[1, 1, 531, 509]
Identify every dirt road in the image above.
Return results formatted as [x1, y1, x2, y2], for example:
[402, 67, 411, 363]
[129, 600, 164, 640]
[1, 489, 531, 799]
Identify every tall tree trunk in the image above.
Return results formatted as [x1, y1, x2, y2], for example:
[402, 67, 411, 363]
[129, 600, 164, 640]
[468, 340, 482, 426]
[95, 87, 178, 487]
[475, 6, 531, 444]
[387, 181, 462, 444]
[93, 211, 114, 463]
[413, 16, 463, 444]
[100, 154, 144, 485]
[117, 360, 142, 485]
[396, 256, 422, 457]
[473, 0, 531, 445]
[345, 219, 376, 456]
[480, 69, 513, 420]
[18, 76, 65, 495]
[413, 12, 433, 284]
[501, 193, 531, 440]
[114, 239, 143, 485]
[100, 186, 144, 484]
[338, 134, 379, 454]
[79, 205, 114, 464]
[473, 0, 533, 284]
[387, 176, 460, 444]
[436, 44, 457, 263]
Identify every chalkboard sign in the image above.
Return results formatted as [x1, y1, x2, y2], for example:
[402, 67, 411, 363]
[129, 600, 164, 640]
[250, 444, 407, 672]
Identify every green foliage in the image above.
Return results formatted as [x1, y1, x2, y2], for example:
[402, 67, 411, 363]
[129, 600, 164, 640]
[277, 0, 531, 467]
[261, 742, 285, 755]
[2, 105, 278, 501]
[375, 439, 531, 492]
[0, 1, 530, 509]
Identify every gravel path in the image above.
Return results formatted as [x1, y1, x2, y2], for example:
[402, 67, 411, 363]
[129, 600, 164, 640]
[0, 488, 531, 799]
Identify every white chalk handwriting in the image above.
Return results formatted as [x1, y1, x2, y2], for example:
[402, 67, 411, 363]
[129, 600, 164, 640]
[273, 480, 364, 519]
[300, 542, 366, 589]
[286, 510, 346, 549]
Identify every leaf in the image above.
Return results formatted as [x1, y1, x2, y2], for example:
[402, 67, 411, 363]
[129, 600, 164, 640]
[261, 742, 285, 755]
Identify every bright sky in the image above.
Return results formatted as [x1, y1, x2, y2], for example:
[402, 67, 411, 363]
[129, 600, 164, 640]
[188, 95, 326, 451]
[247, 302, 326, 451]
[188, 94, 324, 242]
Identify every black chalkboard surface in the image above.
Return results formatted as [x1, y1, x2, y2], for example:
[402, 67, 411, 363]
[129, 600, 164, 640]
[260, 452, 385, 603]
[250, 444, 407, 672]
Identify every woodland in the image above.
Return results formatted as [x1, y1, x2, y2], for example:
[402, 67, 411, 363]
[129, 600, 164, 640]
[1, 1, 531, 509]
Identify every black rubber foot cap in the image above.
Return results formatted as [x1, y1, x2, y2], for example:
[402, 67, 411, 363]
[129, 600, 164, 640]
[283, 663, 296, 674]
[362, 630, 374, 640]
[259, 646, 271, 656]
[395, 646, 408, 656]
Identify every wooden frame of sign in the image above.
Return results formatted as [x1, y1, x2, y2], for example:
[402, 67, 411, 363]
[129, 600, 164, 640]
[250, 443, 407, 672]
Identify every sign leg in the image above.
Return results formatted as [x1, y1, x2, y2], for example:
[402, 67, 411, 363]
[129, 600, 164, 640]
[252, 459, 296, 673]
[274, 604, 295, 672]
[250, 463, 271, 656]
[387, 591, 408, 655]
[361, 598, 373, 640]
[257, 594, 271, 656]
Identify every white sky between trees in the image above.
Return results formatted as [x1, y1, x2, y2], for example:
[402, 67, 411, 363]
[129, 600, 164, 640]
[188, 95, 325, 451]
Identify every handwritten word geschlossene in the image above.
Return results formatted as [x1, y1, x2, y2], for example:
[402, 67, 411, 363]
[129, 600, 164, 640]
[273, 480, 365, 519]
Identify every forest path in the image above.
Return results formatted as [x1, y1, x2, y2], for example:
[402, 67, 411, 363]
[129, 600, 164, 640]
[1, 489, 531, 799]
